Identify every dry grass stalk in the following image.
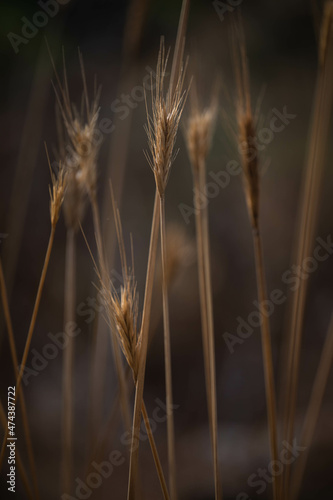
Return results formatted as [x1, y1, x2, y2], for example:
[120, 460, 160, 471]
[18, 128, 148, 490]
[0, 259, 38, 498]
[62, 226, 76, 494]
[144, 39, 188, 500]
[282, 4, 333, 496]
[185, 88, 222, 500]
[89, 184, 132, 446]
[0, 156, 66, 469]
[92, 223, 194, 473]
[127, 3, 190, 497]
[290, 314, 333, 500]
[233, 22, 279, 500]
[159, 197, 177, 499]
[126, 191, 160, 500]
[96, 191, 169, 499]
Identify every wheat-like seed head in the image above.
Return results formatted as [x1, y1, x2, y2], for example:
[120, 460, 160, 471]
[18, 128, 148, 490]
[97, 187, 140, 380]
[186, 89, 217, 174]
[62, 102, 100, 198]
[100, 270, 139, 378]
[49, 161, 67, 228]
[144, 40, 188, 197]
[52, 50, 101, 231]
[238, 110, 259, 230]
[233, 22, 260, 231]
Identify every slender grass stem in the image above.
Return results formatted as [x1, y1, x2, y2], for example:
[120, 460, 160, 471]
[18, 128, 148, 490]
[127, 191, 160, 500]
[282, 27, 333, 497]
[193, 163, 222, 499]
[169, 0, 190, 98]
[193, 174, 212, 421]
[290, 314, 333, 500]
[252, 229, 279, 500]
[0, 258, 39, 499]
[0, 224, 56, 469]
[159, 195, 177, 500]
[200, 164, 222, 500]
[142, 401, 170, 500]
[87, 365, 169, 499]
[62, 227, 76, 494]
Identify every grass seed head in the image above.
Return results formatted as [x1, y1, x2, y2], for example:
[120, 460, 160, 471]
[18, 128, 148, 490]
[238, 110, 259, 230]
[233, 21, 260, 231]
[49, 161, 67, 228]
[100, 272, 139, 378]
[145, 39, 188, 197]
[186, 88, 217, 174]
[52, 51, 101, 230]
[98, 189, 140, 380]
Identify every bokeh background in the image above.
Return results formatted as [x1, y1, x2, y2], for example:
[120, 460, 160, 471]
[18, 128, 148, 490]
[1, 0, 333, 498]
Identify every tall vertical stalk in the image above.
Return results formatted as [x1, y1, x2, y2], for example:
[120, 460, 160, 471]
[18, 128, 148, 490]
[62, 227, 76, 494]
[253, 229, 279, 500]
[159, 195, 177, 499]
[282, 5, 333, 496]
[290, 314, 333, 500]
[187, 93, 222, 499]
[233, 20, 280, 499]
[199, 162, 221, 499]
[127, 192, 160, 500]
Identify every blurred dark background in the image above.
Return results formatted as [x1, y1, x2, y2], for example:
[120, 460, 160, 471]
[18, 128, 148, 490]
[1, 0, 333, 498]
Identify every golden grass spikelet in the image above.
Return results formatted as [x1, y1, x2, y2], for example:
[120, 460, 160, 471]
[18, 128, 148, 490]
[233, 25, 259, 231]
[186, 91, 217, 174]
[238, 112, 259, 230]
[51, 49, 101, 230]
[98, 192, 140, 380]
[48, 159, 67, 228]
[145, 39, 187, 197]
[100, 270, 139, 378]
[63, 103, 100, 198]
